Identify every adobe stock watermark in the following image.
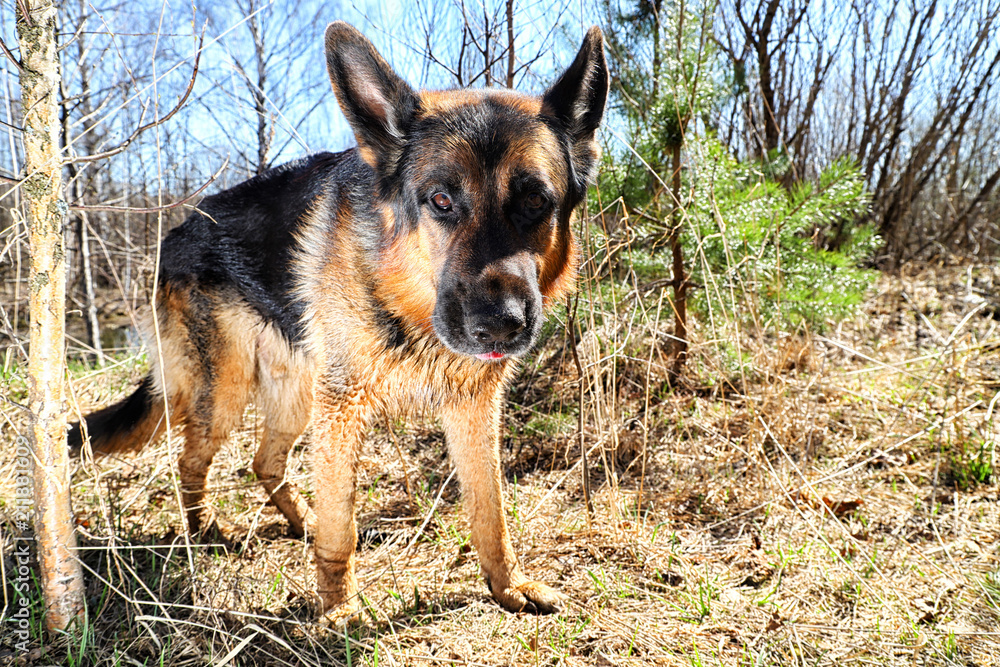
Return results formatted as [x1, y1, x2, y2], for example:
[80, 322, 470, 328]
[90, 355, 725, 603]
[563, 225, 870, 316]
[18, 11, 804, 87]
[8, 433, 35, 652]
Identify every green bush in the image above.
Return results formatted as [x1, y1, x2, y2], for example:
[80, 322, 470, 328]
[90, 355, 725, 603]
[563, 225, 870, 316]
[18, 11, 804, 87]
[683, 138, 878, 330]
[598, 0, 877, 336]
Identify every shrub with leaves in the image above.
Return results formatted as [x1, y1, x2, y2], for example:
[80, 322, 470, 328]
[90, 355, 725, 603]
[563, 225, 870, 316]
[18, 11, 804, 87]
[684, 138, 878, 331]
[598, 0, 876, 344]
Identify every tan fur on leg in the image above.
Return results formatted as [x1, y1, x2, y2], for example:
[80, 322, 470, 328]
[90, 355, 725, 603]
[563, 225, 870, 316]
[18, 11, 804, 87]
[310, 384, 370, 617]
[252, 427, 316, 537]
[439, 386, 565, 614]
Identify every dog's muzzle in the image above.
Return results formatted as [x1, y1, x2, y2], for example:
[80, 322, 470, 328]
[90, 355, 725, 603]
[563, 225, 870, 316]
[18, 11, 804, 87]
[433, 270, 542, 361]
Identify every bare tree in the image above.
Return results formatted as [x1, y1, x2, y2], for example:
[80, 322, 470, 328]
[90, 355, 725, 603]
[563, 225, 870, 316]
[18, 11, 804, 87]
[408, 0, 572, 89]
[200, 0, 330, 175]
[716, 0, 1000, 264]
[59, 0, 108, 364]
[53, 1, 203, 361]
[16, 0, 85, 632]
[716, 0, 849, 173]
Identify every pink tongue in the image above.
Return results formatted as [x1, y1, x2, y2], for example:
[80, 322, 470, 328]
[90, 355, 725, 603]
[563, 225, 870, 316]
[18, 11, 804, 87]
[476, 351, 505, 360]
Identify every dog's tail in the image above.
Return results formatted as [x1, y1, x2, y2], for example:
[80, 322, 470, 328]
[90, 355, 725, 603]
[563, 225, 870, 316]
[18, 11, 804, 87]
[69, 376, 167, 457]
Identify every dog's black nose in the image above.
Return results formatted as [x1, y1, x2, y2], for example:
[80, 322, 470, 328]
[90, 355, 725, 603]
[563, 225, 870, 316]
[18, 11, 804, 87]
[471, 307, 526, 344]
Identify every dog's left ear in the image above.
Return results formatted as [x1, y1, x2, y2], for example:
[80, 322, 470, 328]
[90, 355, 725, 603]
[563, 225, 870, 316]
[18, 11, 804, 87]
[325, 21, 418, 172]
[542, 26, 609, 193]
[543, 27, 609, 141]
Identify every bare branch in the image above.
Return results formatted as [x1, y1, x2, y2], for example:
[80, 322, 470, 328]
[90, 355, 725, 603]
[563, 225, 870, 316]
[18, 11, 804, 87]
[69, 157, 229, 213]
[68, 32, 204, 165]
[505, 0, 515, 88]
[0, 35, 23, 72]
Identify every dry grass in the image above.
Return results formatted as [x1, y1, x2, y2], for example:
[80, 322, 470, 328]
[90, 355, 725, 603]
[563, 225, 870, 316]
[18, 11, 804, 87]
[2, 262, 999, 666]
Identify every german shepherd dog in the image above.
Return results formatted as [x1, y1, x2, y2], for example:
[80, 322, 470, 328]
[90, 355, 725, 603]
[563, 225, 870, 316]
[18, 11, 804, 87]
[70, 22, 607, 620]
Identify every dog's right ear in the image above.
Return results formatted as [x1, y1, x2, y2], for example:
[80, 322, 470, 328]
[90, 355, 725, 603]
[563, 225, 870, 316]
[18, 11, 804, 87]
[325, 22, 418, 172]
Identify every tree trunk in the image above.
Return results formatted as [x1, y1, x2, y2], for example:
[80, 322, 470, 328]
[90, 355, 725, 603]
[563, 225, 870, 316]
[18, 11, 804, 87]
[17, 0, 86, 633]
[248, 5, 271, 174]
[483, 4, 492, 87]
[505, 0, 515, 88]
[78, 210, 103, 364]
[669, 142, 687, 376]
[61, 99, 105, 366]
[67, 11, 104, 365]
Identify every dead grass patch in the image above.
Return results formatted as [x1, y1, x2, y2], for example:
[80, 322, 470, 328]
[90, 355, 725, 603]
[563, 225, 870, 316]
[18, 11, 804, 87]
[2, 263, 999, 666]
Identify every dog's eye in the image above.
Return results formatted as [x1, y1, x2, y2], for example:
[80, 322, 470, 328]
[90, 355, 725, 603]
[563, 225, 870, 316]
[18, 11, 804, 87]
[431, 192, 453, 211]
[525, 192, 545, 210]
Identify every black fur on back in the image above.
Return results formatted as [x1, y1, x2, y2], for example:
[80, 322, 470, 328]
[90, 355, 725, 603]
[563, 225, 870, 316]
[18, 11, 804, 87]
[159, 150, 368, 343]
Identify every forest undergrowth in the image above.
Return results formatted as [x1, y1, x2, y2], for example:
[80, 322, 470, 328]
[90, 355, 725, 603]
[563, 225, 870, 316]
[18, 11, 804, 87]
[2, 260, 999, 666]
[2, 0, 1000, 663]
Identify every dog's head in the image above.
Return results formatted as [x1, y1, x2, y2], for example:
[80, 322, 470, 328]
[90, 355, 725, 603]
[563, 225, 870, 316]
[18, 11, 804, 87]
[325, 22, 607, 361]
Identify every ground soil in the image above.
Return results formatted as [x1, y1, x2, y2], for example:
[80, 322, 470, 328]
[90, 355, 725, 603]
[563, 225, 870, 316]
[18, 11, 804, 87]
[2, 263, 998, 666]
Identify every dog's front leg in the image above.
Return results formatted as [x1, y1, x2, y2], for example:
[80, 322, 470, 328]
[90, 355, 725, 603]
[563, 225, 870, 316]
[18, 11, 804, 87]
[311, 383, 370, 623]
[440, 390, 565, 614]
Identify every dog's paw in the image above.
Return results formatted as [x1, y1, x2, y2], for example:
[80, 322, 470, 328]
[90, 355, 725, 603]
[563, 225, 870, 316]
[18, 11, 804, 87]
[193, 517, 244, 551]
[494, 580, 566, 614]
[317, 600, 363, 628]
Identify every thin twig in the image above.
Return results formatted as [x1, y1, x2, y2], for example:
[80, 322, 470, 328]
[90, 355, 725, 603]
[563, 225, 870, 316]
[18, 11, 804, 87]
[565, 293, 594, 520]
[69, 32, 204, 165]
[69, 157, 228, 212]
[0, 36, 22, 72]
